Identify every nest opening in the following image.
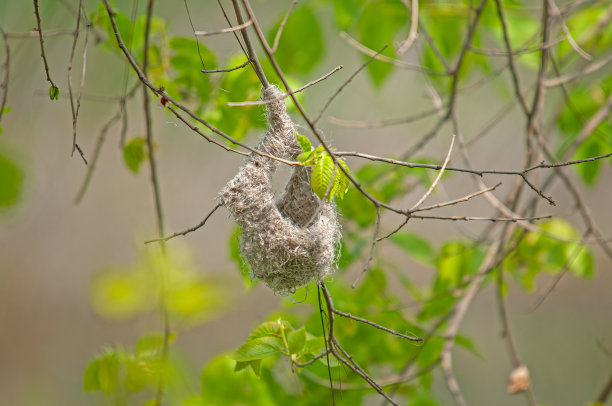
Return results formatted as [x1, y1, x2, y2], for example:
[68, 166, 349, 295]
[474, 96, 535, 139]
[220, 86, 340, 295]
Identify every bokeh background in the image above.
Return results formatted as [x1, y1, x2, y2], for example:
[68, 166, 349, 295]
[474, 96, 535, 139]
[1, 1, 611, 405]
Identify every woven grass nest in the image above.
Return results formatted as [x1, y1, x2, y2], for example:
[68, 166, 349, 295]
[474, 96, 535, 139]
[220, 86, 340, 295]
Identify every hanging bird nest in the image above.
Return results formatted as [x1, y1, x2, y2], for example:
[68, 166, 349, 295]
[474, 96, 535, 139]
[220, 86, 340, 295]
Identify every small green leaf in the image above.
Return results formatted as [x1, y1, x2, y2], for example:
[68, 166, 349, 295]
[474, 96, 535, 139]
[455, 334, 484, 359]
[296, 133, 312, 153]
[48, 84, 59, 100]
[390, 232, 435, 265]
[302, 336, 325, 355]
[97, 353, 120, 395]
[233, 336, 284, 361]
[0, 150, 24, 208]
[311, 154, 335, 201]
[248, 321, 281, 340]
[287, 327, 306, 355]
[297, 150, 313, 163]
[83, 359, 101, 392]
[136, 333, 177, 358]
[123, 137, 148, 174]
[233, 360, 250, 372]
[568, 245, 595, 279]
[329, 159, 351, 200]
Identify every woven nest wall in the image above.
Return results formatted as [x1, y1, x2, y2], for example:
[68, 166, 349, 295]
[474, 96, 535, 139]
[220, 86, 340, 295]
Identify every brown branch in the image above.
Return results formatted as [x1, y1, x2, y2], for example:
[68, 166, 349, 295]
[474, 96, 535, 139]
[271, 0, 299, 54]
[231, 0, 268, 87]
[144, 203, 222, 244]
[33, 0, 59, 99]
[397, 0, 419, 55]
[194, 19, 253, 36]
[319, 283, 401, 405]
[410, 134, 455, 211]
[0, 28, 9, 123]
[332, 309, 422, 342]
[73, 111, 121, 204]
[201, 59, 250, 73]
[67, 0, 89, 164]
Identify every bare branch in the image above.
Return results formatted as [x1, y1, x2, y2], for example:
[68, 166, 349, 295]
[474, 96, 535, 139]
[194, 19, 253, 36]
[33, 0, 59, 98]
[271, 0, 299, 53]
[410, 134, 455, 211]
[202, 59, 250, 73]
[227, 65, 343, 106]
[145, 203, 223, 244]
[397, 0, 419, 55]
[339, 31, 449, 75]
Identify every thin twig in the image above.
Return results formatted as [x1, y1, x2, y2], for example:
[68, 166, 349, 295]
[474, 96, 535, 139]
[409, 214, 551, 222]
[33, 0, 59, 98]
[410, 134, 455, 211]
[232, 0, 268, 87]
[339, 31, 448, 76]
[397, 0, 419, 55]
[202, 59, 250, 73]
[547, 0, 592, 60]
[271, 0, 299, 53]
[411, 183, 502, 213]
[67, 0, 89, 164]
[227, 65, 343, 106]
[544, 52, 612, 87]
[74, 111, 121, 204]
[145, 203, 222, 244]
[0, 28, 9, 123]
[332, 309, 422, 342]
[314, 46, 386, 124]
[194, 19, 253, 36]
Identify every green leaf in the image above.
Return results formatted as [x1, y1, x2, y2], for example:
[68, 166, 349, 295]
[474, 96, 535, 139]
[332, 0, 366, 30]
[0, 150, 24, 208]
[229, 226, 253, 288]
[296, 133, 312, 153]
[83, 359, 101, 392]
[330, 159, 351, 200]
[97, 352, 120, 395]
[233, 336, 284, 362]
[455, 334, 484, 359]
[123, 137, 148, 174]
[311, 154, 335, 200]
[168, 37, 216, 111]
[248, 321, 281, 340]
[268, 5, 324, 74]
[297, 150, 313, 163]
[136, 333, 177, 358]
[302, 336, 325, 355]
[48, 84, 59, 100]
[573, 137, 604, 185]
[389, 232, 435, 265]
[357, 0, 407, 86]
[568, 244, 595, 279]
[287, 327, 306, 355]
